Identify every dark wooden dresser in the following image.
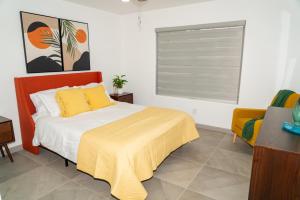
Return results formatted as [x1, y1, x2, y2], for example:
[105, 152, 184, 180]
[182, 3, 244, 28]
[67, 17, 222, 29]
[110, 92, 133, 104]
[249, 107, 300, 200]
[0, 116, 15, 162]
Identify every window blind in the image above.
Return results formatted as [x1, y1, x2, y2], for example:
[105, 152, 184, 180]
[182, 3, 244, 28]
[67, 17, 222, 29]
[156, 20, 246, 104]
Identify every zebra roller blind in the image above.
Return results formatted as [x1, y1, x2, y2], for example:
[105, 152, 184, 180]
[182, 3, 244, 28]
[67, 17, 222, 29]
[156, 20, 246, 104]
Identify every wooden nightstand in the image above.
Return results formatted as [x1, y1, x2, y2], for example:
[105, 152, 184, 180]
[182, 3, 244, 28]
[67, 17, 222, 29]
[110, 93, 133, 104]
[0, 116, 15, 162]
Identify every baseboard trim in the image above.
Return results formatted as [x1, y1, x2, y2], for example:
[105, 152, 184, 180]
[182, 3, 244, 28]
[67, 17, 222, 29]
[196, 124, 232, 135]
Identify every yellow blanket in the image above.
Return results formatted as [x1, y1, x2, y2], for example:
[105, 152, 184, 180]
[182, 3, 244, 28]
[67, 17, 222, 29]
[77, 107, 199, 200]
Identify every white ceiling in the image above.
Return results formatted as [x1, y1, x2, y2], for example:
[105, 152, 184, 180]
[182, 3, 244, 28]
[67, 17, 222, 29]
[64, 0, 212, 15]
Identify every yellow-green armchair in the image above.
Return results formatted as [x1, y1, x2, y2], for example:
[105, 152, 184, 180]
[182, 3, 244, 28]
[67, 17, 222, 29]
[231, 92, 300, 146]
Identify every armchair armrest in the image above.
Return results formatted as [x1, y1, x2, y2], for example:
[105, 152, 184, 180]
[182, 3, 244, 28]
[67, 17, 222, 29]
[231, 108, 266, 132]
[233, 108, 266, 119]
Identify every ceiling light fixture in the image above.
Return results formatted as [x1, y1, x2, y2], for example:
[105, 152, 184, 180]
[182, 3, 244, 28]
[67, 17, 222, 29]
[121, 0, 130, 2]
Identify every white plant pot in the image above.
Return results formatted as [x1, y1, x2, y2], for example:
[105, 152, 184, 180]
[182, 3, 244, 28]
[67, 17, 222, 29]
[113, 87, 117, 94]
[114, 87, 123, 95]
[117, 88, 123, 94]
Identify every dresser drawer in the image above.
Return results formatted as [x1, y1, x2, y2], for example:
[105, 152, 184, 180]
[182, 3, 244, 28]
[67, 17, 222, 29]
[0, 122, 14, 144]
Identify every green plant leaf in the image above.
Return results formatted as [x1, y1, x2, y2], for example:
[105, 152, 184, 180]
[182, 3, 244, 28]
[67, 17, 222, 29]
[60, 20, 78, 58]
[42, 30, 61, 65]
[112, 74, 128, 89]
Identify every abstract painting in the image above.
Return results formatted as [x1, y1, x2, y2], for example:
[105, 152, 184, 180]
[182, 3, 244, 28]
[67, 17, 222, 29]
[20, 12, 90, 73]
[20, 12, 63, 73]
[60, 19, 90, 71]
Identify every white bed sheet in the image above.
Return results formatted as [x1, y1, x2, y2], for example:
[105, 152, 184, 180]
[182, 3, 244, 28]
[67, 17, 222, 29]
[33, 102, 145, 163]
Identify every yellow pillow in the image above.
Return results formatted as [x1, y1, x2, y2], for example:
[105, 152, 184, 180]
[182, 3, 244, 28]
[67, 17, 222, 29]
[82, 85, 114, 110]
[56, 89, 91, 117]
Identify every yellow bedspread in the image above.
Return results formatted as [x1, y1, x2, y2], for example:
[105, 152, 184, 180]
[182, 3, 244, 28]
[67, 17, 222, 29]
[77, 107, 199, 200]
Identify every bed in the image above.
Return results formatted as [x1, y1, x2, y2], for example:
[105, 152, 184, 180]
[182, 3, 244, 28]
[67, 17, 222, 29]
[33, 102, 145, 163]
[15, 72, 199, 200]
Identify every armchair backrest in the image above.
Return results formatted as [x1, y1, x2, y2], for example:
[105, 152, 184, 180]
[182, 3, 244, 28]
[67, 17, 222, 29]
[284, 93, 300, 108]
[270, 92, 300, 108]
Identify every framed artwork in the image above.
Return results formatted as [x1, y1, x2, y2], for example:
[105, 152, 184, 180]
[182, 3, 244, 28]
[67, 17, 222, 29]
[60, 19, 90, 71]
[20, 11, 90, 73]
[20, 12, 63, 73]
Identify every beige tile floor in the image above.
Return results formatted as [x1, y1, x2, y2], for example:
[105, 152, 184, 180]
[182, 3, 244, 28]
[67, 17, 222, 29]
[0, 128, 253, 200]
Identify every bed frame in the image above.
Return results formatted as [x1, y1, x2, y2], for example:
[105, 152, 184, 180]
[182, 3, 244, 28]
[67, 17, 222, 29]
[14, 72, 103, 155]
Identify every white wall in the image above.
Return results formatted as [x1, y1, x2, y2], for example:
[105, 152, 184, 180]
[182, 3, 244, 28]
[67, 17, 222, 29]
[280, 0, 300, 92]
[120, 0, 300, 129]
[0, 0, 121, 148]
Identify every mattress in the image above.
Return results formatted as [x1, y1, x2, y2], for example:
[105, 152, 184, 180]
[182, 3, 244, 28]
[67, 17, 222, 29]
[32, 102, 145, 163]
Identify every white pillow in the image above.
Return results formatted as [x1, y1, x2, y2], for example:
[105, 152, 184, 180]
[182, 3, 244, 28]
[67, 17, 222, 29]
[39, 86, 69, 117]
[30, 86, 69, 117]
[30, 93, 49, 116]
[31, 112, 49, 123]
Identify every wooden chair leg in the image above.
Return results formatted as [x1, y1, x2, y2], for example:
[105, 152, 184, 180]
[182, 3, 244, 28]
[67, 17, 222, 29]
[0, 145, 5, 157]
[232, 133, 237, 144]
[3, 144, 13, 162]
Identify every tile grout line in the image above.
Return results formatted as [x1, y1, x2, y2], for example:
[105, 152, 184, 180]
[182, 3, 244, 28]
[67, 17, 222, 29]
[35, 179, 74, 200]
[72, 175, 112, 200]
[175, 133, 227, 200]
[20, 154, 80, 199]
[35, 162, 107, 199]
[23, 152, 113, 199]
[0, 164, 70, 200]
[18, 151, 60, 167]
[34, 164, 80, 199]
[202, 140, 253, 179]
[0, 153, 44, 188]
[153, 132, 226, 199]
[37, 162, 110, 200]
[170, 132, 228, 165]
[189, 133, 228, 184]
[8, 152, 109, 199]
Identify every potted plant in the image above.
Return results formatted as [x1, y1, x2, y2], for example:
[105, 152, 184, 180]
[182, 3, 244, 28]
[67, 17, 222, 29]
[113, 75, 128, 94]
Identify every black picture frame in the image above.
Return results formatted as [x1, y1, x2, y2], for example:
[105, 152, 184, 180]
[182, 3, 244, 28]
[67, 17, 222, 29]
[59, 18, 91, 72]
[20, 11, 91, 73]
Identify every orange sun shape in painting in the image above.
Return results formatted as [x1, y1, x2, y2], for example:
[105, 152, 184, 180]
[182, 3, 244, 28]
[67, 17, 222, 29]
[76, 29, 87, 43]
[27, 21, 53, 49]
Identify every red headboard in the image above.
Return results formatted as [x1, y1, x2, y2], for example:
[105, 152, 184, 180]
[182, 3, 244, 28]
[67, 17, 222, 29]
[14, 72, 102, 154]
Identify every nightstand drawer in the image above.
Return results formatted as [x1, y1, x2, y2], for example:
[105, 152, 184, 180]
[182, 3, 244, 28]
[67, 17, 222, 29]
[118, 95, 133, 104]
[0, 122, 14, 144]
[110, 93, 134, 104]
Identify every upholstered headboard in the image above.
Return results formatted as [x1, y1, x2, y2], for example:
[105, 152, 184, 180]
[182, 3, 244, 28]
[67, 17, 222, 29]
[14, 72, 102, 154]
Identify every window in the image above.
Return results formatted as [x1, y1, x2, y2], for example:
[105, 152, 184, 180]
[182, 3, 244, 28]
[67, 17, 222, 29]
[156, 20, 246, 104]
